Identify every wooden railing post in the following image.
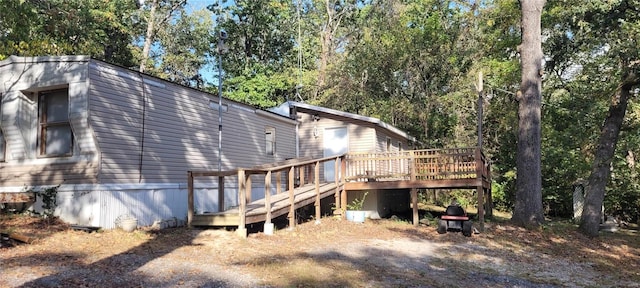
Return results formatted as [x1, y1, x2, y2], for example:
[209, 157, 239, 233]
[264, 171, 274, 235]
[409, 150, 416, 181]
[187, 171, 194, 227]
[409, 151, 419, 226]
[245, 175, 252, 203]
[341, 155, 348, 217]
[288, 166, 296, 229]
[237, 169, 247, 237]
[314, 161, 321, 222]
[299, 166, 305, 186]
[334, 156, 341, 213]
[218, 176, 225, 212]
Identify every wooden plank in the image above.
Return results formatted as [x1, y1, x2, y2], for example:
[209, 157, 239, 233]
[191, 214, 240, 226]
[265, 171, 272, 224]
[411, 188, 418, 226]
[276, 172, 282, 194]
[192, 182, 339, 226]
[344, 178, 481, 190]
[238, 170, 246, 231]
[288, 166, 295, 228]
[314, 161, 320, 220]
[218, 176, 225, 212]
[0, 192, 35, 203]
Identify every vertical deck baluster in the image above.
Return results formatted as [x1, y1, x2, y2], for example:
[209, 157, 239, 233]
[237, 169, 247, 237]
[315, 161, 321, 221]
[288, 166, 296, 229]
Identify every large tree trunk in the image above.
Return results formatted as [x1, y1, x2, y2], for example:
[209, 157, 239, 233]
[139, 0, 158, 73]
[580, 71, 638, 237]
[512, 0, 546, 228]
[316, 0, 335, 100]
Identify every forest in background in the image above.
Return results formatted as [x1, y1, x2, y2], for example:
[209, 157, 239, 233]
[1, 0, 638, 225]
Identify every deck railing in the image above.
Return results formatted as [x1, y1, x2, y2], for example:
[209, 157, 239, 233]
[187, 155, 346, 236]
[188, 147, 491, 236]
[345, 147, 490, 183]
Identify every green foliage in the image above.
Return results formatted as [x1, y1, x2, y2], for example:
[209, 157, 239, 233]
[208, 0, 301, 106]
[0, 0, 138, 66]
[151, 8, 215, 88]
[24, 185, 60, 219]
[346, 191, 368, 210]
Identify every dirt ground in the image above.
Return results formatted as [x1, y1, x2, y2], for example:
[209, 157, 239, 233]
[1, 213, 639, 288]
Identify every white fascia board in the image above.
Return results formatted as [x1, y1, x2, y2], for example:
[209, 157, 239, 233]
[288, 101, 416, 141]
[256, 109, 297, 125]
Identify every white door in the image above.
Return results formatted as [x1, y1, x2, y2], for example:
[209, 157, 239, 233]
[323, 127, 348, 181]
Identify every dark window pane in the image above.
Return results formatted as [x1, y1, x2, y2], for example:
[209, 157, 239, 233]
[45, 125, 73, 155]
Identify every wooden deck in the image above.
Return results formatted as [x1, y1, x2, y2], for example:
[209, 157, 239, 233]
[191, 182, 339, 226]
[187, 148, 491, 236]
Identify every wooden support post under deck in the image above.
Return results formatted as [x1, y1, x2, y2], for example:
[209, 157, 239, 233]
[487, 186, 493, 217]
[411, 188, 418, 226]
[477, 186, 485, 231]
[487, 162, 493, 217]
[237, 169, 247, 237]
[314, 161, 321, 221]
[334, 157, 341, 213]
[187, 171, 194, 227]
[288, 166, 296, 228]
[409, 154, 418, 226]
[218, 176, 225, 212]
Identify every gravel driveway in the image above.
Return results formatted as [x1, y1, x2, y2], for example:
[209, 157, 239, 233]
[1, 216, 638, 287]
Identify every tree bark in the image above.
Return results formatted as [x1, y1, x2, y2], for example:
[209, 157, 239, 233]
[139, 0, 158, 73]
[580, 71, 638, 237]
[317, 0, 335, 99]
[512, 0, 546, 228]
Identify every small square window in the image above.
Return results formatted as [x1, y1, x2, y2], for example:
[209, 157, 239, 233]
[265, 127, 275, 156]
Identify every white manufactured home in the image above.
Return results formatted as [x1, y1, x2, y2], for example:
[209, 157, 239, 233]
[0, 55, 296, 228]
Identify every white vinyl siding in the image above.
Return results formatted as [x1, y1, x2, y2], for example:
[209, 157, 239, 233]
[88, 61, 296, 184]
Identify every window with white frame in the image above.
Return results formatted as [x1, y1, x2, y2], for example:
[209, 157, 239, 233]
[265, 127, 275, 156]
[38, 89, 73, 157]
[386, 137, 392, 152]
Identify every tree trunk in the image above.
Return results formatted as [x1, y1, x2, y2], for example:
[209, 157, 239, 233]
[316, 0, 334, 99]
[580, 72, 638, 237]
[139, 0, 158, 73]
[512, 0, 546, 228]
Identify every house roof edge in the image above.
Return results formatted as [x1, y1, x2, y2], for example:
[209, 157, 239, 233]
[287, 101, 416, 142]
